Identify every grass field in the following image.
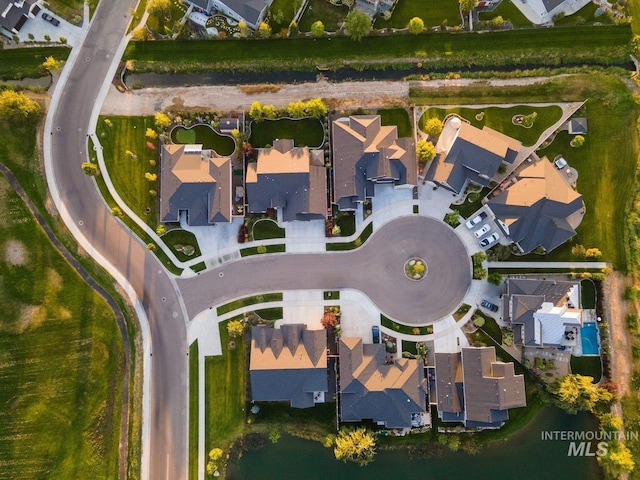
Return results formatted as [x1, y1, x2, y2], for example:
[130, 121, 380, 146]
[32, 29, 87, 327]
[326, 223, 373, 251]
[0, 46, 70, 80]
[45, 0, 98, 20]
[298, 0, 349, 32]
[478, 0, 532, 28]
[249, 117, 325, 148]
[377, 107, 412, 138]
[570, 355, 602, 382]
[217, 293, 283, 315]
[162, 229, 202, 262]
[240, 244, 287, 256]
[124, 24, 631, 73]
[252, 219, 286, 240]
[269, 0, 297, 33]
[170, 125, 236, 156]
[189, 341, 199, 480]
[553, 2, 613, 26]
[205, 321, 246, 454]
[580, 279, 596, 309]
[98, 116, 159, 228]
[375, 0, 462, 29]
[418, 105, 563, 147]
[0, 176, 123, 479]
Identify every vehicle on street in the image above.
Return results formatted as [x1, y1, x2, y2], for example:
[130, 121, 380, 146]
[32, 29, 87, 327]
[42, 12, 60, 26]
[480, 232, 499, 248]
[473, 224, 491, 238]
[481, 300, 499, 312]
[372, 326, 380, 344]
[465, 211, 487, 229]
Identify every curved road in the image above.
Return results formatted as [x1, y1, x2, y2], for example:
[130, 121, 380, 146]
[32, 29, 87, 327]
[47, 5, 470, 480]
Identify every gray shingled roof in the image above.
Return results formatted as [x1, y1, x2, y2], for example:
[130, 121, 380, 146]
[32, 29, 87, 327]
[332, 116, 416, 210]
[221, 0, 270, 25]
[568, 118, 588, 135]
[487, 159, 584, 253]
[0, 0, 37, 32]
[246, 139, 327, 222]
[159, 144, 232, 226]
[339, 338, 426, 429]
[250, 325, 328, 409]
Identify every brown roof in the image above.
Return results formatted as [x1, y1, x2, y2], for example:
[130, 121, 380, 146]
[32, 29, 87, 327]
[434, 352, 463, 413]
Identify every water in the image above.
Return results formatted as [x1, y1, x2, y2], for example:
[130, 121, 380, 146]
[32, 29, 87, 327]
[227, 407, 602, 480]
[581, 322, 600, 355]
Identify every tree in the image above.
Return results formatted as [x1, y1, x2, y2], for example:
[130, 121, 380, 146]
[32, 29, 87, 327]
[269, 427, 281, 444]
[344, 10, 371, 41]
[408, 17, 424, 35]
[585, 248, 602, 258]
[311, 20, 325, 37]
[321, 311, 338, 329]
[473, 315, 485, 327]
[423, 117, 444, 137]
[289, 20, 299, 35]
[549, 374, 614, 414]
[262, 104, 277, 119]
[416, 140, 436, 166]
[238, 20, 251, 38]
[156, 224, 166, 235]
[227, 319, 245, 338]
[42, 56, 61, 72]
[154, 112, 171, 130]
[598, 441, 635, 478]
[570, 135, 585, 148]
[0, 90, 41, 121]
[287, 100, 306, 118]
[522, 111, 537, 127]
[487, 271, 503, 286]
[306, 98, 327, 118]
[444, 211, 460, 227]
[333, 427, 376, 466]
[598, 413, 622, 432]
[491, 15, 504, 28]
[459, 0, 478, 11]
[571, 244, 586, 257]
[111, 206, 123, 217]
[145, 172, 157, 181]
[132, 27, 147, 41]
[146, 128, 158, 139]
[147, 0, 171, 19]
[257, 21, 272, 38]
[81, 162, 99, 176]
[206, 448, 223, 477]
[249, 101, 264, 120]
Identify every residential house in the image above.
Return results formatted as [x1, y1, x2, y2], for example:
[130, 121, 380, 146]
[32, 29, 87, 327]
[426, 116, 521, 195]
[339, 337, 427, 431]
[185, 0, 272, 29]
[159, 144, 233, 226]
[250, 324, 328, 408]
[332, 115, 416, 212]
[246, 138, 327, 223]
[486, 158, 584, 254]
[435, 347, 526, 428]
[502, 278, 583, 349]
[0, 0, 40, 35]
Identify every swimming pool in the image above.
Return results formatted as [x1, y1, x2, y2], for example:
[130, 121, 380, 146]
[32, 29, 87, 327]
[581, 322, 600, 355]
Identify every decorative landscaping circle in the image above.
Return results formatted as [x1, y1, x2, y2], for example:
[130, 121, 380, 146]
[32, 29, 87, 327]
[404, 257, 427, 281]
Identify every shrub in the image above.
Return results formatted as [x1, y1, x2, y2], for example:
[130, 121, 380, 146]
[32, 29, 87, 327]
[473, 316, 485, 327]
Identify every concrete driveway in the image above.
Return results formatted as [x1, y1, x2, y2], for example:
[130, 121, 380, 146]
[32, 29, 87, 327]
[15, 9, 83, 45]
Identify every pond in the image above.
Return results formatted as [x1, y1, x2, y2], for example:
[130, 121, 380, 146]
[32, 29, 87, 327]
[170, 124, 235, 156]
[227, 407, 602, 480]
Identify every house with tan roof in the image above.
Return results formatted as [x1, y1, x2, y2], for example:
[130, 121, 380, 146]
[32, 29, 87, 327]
[502, 278, 583, 349]
[486, 158, 584, 254]
[159, 144, 232, 226]
[434, 347, 526, 428]
[338, 337, 427, 431]
[246, 138, 327, 223]
[331, 115, 417, 212]
[250, 324, 328, 408]
[425, 116, 521, 195]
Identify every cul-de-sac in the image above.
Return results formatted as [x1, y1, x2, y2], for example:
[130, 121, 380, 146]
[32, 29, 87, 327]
[1, 0, 639, 479]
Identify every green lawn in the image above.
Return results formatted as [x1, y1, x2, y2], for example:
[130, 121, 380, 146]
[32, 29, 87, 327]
[217, 293, 283, 316]
[170, 125, 236, 156]
[205, 321, 246, 452]
[45, 0, 98, 21]
[298, 0, 349, 32]
[381, 315, 434, 335]
[478, 0, 532, 28]
[474, 310, 502, 343]
[419, 105, 563, 147]
[123, 24, 631, 73]
[98, 116, 159, 229]
[570, 355, 602, 382]
[0, 177, 123, 480]
[249, 118, 325, 148]
[553, 2, 613, 26]
[377, 107, 412, 138]
[240, 244, 287, 256]
[450, 187, 491, 219]
[189, 341, 199, 480]
[252, 219, 286, 240]
[145, 0, 188, 35]
[0, 46, 70, 80]
[335, 214, 356, 237]
[375, 0, 462, 29]
[162, 229, 202, 262]
[326, 223, 373, 251]
[269, 0, 297, 33]
[580, 279, 596, 309]
[254, 307, 284, 320]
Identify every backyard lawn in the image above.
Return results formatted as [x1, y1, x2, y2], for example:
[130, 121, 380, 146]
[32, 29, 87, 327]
[570, 355, 602, 382]
[205, 321, 246, 453]
[252, 219, 286, 240]
[298, 0, 349, 32]
[0, 177, 123, 480]
[375, 0, 462, 29]
[478, 0, 532, 28]
[171, 124, 236, 156]
[378, 107, 412, 138]
[419, 105, 563, 147]
[0, 46, 70, 80]
[268, 0, 298, 33]
[580, 279, 596, 309]
[553, 1, 613, 26]
[249, 117, 325, 148]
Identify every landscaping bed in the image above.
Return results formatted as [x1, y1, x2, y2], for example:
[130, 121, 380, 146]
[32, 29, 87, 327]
[252, 219, 286, 240]
[170, 124, 236, 156]
[374, 0, 462, 29]
[298, 0, 349, 32]
[162, 229, 202, 262]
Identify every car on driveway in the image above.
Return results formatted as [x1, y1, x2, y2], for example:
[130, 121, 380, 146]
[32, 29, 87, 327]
[372, 326, 380, 344]
[480, 232, 499, 248]
[473, 224, 491, 238]
[42, 12, 60, 26]
[465, 211, 487, 229]
[481, 300, 499, 312]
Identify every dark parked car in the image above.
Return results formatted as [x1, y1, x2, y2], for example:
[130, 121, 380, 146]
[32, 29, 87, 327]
[481, 300, 499, 312]
[42, 12, 60, 26]
[372, 326, 380, 344]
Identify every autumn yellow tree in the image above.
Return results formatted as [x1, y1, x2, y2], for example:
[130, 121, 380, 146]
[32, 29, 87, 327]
[334, 427, 376, 466]
[598, 441, 635, 477]
[42, 56, 61, 72]
[154, 112, 171, 130]
[549, 374, 614, 414]
[416, 140, 436, 166]
[0, 90, 41, 121]
[227, 319, 245, 338]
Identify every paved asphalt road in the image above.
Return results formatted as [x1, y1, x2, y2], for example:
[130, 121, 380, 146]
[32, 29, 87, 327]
[47, 2, 188, 479]
[178, 216, 471, 325]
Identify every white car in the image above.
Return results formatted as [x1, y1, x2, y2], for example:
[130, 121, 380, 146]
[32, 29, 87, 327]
[465, 211, 487, 229]
[474, 224, 491, 238]
[480, 233, 499, 248]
